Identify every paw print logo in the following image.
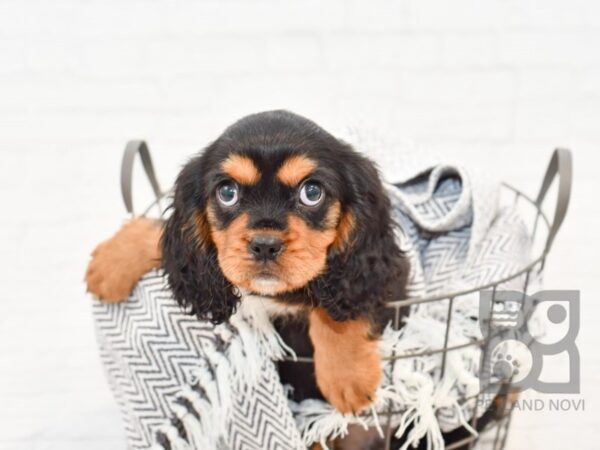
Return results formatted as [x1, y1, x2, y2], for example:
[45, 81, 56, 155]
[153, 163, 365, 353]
[489, 340, 532, 384]
[493, 353, 519, 380]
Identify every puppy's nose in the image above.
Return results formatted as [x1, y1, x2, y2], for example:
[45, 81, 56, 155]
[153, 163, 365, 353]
[249, 235, 283, 261]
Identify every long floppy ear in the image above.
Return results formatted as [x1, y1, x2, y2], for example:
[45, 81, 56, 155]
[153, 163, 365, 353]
[161, 156, 241, 324]
[309, 149, 409, 322]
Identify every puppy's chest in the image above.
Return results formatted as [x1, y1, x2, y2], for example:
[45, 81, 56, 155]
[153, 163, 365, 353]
[240, 292, 321, 402]
[239, 291, 314, 357]
[241, 292, 306, 318]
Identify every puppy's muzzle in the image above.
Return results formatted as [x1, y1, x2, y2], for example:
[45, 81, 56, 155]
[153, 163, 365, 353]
[249, 235, 284, 262]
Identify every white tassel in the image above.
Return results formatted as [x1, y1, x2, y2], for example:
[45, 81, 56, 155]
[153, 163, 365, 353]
[234, 294, 296, 360]
[170, 402, 212, 449]
[156, 423, 192, 450]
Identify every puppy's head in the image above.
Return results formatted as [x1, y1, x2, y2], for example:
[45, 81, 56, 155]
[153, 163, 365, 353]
[162, 110, 406, 323]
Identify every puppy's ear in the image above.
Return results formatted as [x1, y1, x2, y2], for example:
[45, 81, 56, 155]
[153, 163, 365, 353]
[309, 148, 408, 322]
[161, 156, 240, 324]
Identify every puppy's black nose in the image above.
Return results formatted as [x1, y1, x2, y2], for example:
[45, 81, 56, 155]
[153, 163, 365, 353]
[249, 235, 283, 261]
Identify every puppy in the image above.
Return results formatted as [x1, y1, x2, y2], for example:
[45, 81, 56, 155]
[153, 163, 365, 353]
[87, 110, 408, 423]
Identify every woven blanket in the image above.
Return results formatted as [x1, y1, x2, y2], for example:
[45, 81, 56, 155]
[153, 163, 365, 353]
[93, 162, 534, 450]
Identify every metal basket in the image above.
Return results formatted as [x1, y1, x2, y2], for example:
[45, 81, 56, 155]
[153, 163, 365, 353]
[377, 148, 572, 450]
[123, 142, 572, 450]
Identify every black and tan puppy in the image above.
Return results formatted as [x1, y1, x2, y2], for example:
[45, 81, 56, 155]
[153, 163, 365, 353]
[86, 110, 408, 420]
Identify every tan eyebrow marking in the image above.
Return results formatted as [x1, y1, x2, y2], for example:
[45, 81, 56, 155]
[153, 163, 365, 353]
[277, 155, 317, 186]
[221, 154, 260, 185]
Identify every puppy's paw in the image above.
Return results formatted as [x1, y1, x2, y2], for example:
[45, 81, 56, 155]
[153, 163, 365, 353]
[314, 349, 381, 414]
[85, 218, 162, 303]
[309, 308, 382, 415]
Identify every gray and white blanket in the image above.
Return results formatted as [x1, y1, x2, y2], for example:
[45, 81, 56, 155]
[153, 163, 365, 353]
[93, 160, 535, 450]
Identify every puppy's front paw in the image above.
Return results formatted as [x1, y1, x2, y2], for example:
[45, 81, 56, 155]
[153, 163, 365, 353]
[85, 218, 162, 303]
[309, 308, 382, 414]
[314, 347, 381, 414]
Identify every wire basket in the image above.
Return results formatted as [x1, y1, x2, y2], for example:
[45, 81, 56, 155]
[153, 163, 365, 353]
[376, 148, 573, 450]
[123, 143, 572, 450]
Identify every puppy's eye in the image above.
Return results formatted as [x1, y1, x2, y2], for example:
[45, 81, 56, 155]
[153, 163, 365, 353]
[217, 182, 239, 206]
[299, 182, 323, 206]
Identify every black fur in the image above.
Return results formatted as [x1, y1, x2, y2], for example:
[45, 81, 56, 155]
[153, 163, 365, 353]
[306, 147, 408, 322]
[161, 110, 408, 325]
[161, 157, 241, 324]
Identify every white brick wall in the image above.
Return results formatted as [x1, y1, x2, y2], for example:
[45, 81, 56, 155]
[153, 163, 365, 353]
[0, 1, 598, 448]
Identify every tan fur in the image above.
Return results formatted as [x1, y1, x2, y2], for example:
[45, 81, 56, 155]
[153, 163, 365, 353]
[276, 155, 317, 186]
[191, 210, 211, 249]
[309, 308, 381, 414]
[276, 214, 337, 290]
[331, 209, 355, 252]
[85, 217, 162, 302]
[221, 154, 260, 185]
[323, 201, 341, 228]
[208, 208, 340, 296]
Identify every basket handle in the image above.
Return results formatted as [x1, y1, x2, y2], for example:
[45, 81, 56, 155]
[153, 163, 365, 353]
[535, 148, 572, 255]
[121, 140, 163, 216]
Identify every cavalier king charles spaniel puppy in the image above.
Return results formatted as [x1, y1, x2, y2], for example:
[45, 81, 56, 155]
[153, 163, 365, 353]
[86, 110, 409, 427]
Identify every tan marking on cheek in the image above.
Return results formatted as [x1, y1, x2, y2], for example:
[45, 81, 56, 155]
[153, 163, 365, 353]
[207, 205, 344, 295]
[209, 212, 257, 288]
[221, 154, 260, 185]
[208, 209, 286, 293]
[276, 215, 337, 290]
[277, 155, 317, 186]
[331, 209, 355, 252]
